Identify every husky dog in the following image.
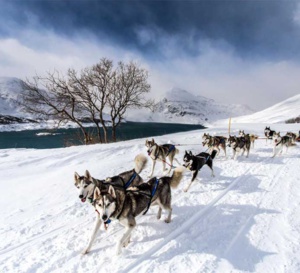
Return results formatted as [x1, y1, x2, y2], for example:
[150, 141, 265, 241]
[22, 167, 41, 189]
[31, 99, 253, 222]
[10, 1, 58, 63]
[202, 133, 227, 157]
[239, 130, 258, 148]
[272, 132, 292, 157]
[264, 126, 276, 144]
[286, 132, 297, 144]
[74, 153, 148, 204]
[74, 154, 147, 255]
[227, 135, 251, 160]
[145, 138, 180, 177]
[93, 167, 184, 255]
[182, 150, 217, 192]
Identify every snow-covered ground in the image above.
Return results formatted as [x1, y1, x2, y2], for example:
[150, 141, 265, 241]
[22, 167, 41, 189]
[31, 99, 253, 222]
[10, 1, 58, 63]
[226, 94, 300, 124]
[0, 122, 299, 273]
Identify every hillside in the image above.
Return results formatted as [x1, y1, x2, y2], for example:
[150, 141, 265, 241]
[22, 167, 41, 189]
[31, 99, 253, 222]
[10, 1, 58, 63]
[227, 94, 300, 124]
[0, 77, 29, 117]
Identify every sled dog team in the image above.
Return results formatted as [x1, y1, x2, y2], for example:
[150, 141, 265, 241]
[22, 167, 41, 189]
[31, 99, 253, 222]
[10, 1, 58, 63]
[73, 127, 298, 255]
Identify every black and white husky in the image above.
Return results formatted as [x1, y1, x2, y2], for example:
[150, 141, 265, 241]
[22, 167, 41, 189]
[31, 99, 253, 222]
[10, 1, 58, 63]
[239, 130, 258, 148]
[182, 150, 217, 192]
[145, 138, 180, 177]
[93, 167, 184, 255]
[264, 126, 276, 144]
[74, 154, 147, 254]
[227, 135, 251, 160]
[272, 132, 292, 157]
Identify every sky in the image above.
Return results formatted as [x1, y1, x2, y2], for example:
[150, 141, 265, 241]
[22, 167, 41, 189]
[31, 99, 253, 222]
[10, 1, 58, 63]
[1, 0, 300, 110]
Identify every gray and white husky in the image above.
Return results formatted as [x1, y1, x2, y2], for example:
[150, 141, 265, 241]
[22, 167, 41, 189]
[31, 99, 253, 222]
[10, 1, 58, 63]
[74, 153, 147, 254]
[227, 135, 251, 160]
[202, 133, 227, 157]
[93, 167, 184, 255]
[145, 138, 180, 177]
[286, 132, 297, 144]
[272, 132, 292, 157]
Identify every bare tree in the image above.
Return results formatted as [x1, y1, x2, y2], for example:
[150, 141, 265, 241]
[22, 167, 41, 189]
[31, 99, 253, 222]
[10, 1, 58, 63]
[20, 72, 92, 144]
[108, 61, 153, 142]
[20, 58, 153, 145]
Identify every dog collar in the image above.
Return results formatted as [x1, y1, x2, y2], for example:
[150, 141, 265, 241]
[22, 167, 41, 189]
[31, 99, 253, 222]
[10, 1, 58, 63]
[95, 209, 111, 230]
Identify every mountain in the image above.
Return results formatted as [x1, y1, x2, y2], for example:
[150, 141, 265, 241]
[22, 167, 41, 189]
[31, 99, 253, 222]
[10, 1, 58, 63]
[227, 94, 300, 124]
[0, 77, 28, 117]
[125, 88, 253, 125]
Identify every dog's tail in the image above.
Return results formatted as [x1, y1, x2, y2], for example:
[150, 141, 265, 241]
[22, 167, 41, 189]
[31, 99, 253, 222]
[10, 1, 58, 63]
[169, 166, 185, 189]
[134, 153, 148, 174]
[211, 150, 217, 159]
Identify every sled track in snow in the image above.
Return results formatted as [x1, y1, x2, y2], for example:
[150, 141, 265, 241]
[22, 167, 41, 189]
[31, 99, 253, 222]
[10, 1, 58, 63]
[0, 155, 276, 267]
[120, 156, 274, 273]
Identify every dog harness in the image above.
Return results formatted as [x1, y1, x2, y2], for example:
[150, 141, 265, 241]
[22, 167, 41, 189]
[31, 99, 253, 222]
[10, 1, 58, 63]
[124, 172, 137, 189]
[143, 178, 160, 215]
[165, 144, 175, 157]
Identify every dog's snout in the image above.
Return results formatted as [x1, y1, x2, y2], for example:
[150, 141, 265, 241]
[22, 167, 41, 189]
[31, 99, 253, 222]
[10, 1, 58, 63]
[79, 194, 84, 199]
[102, 215, 108, 221]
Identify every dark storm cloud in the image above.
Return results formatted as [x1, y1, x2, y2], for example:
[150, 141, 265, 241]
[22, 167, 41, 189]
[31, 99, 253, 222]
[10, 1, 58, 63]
[1, 0, 300, 60]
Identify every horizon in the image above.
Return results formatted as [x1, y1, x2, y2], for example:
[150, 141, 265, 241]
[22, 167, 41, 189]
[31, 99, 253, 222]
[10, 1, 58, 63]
[1, 1, 300, 110]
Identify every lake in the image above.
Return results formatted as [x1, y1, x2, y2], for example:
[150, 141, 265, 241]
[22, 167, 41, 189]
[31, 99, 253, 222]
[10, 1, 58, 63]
[0, 122, 205, 149]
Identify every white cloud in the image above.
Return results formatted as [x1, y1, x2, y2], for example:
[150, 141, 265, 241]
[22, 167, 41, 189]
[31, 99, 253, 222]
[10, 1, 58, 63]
[0, 29, 300, 110]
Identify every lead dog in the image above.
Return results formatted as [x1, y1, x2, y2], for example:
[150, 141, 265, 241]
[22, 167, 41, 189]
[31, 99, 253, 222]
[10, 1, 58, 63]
[145, 138, 180, 177]
[93, 167, 184, 255]
[264, 126, 276, 144]
[74, 154, 147, 254]
[182, 150, 217, 192]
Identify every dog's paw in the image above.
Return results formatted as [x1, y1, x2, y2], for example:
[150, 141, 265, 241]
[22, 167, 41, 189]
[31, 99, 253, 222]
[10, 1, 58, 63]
[122, 239, 130, 248]
[115, 248, 122, 255]
[164, 218, 171, 223]
[183, 188, 188, 192]
[81, 248, 89, 255]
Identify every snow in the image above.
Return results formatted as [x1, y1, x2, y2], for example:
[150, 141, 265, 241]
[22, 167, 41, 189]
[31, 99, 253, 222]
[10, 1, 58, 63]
[0, 122, 300, 273]
[222, 94, 300, 124]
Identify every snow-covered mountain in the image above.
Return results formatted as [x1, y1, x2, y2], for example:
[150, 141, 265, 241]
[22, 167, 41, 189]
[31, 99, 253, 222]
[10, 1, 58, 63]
[0, 78, 253, 126]
[226, 94, 300, 124]
[126, 88, 253, 125]
[0, 77, 28, 117]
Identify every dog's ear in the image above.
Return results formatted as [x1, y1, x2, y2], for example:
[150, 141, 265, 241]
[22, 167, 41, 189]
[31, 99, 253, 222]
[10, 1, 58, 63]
[85, 170, 92, 181]
[93, 187, 101, 200]
[74, 172, 80, 182]
[151, 138, 154, 144]
[108, 185, 116, 199]
[189, 151, 192, 156]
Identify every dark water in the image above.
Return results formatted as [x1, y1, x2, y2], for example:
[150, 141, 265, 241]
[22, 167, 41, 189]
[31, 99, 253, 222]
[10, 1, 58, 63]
[0, 122, 205, 149]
